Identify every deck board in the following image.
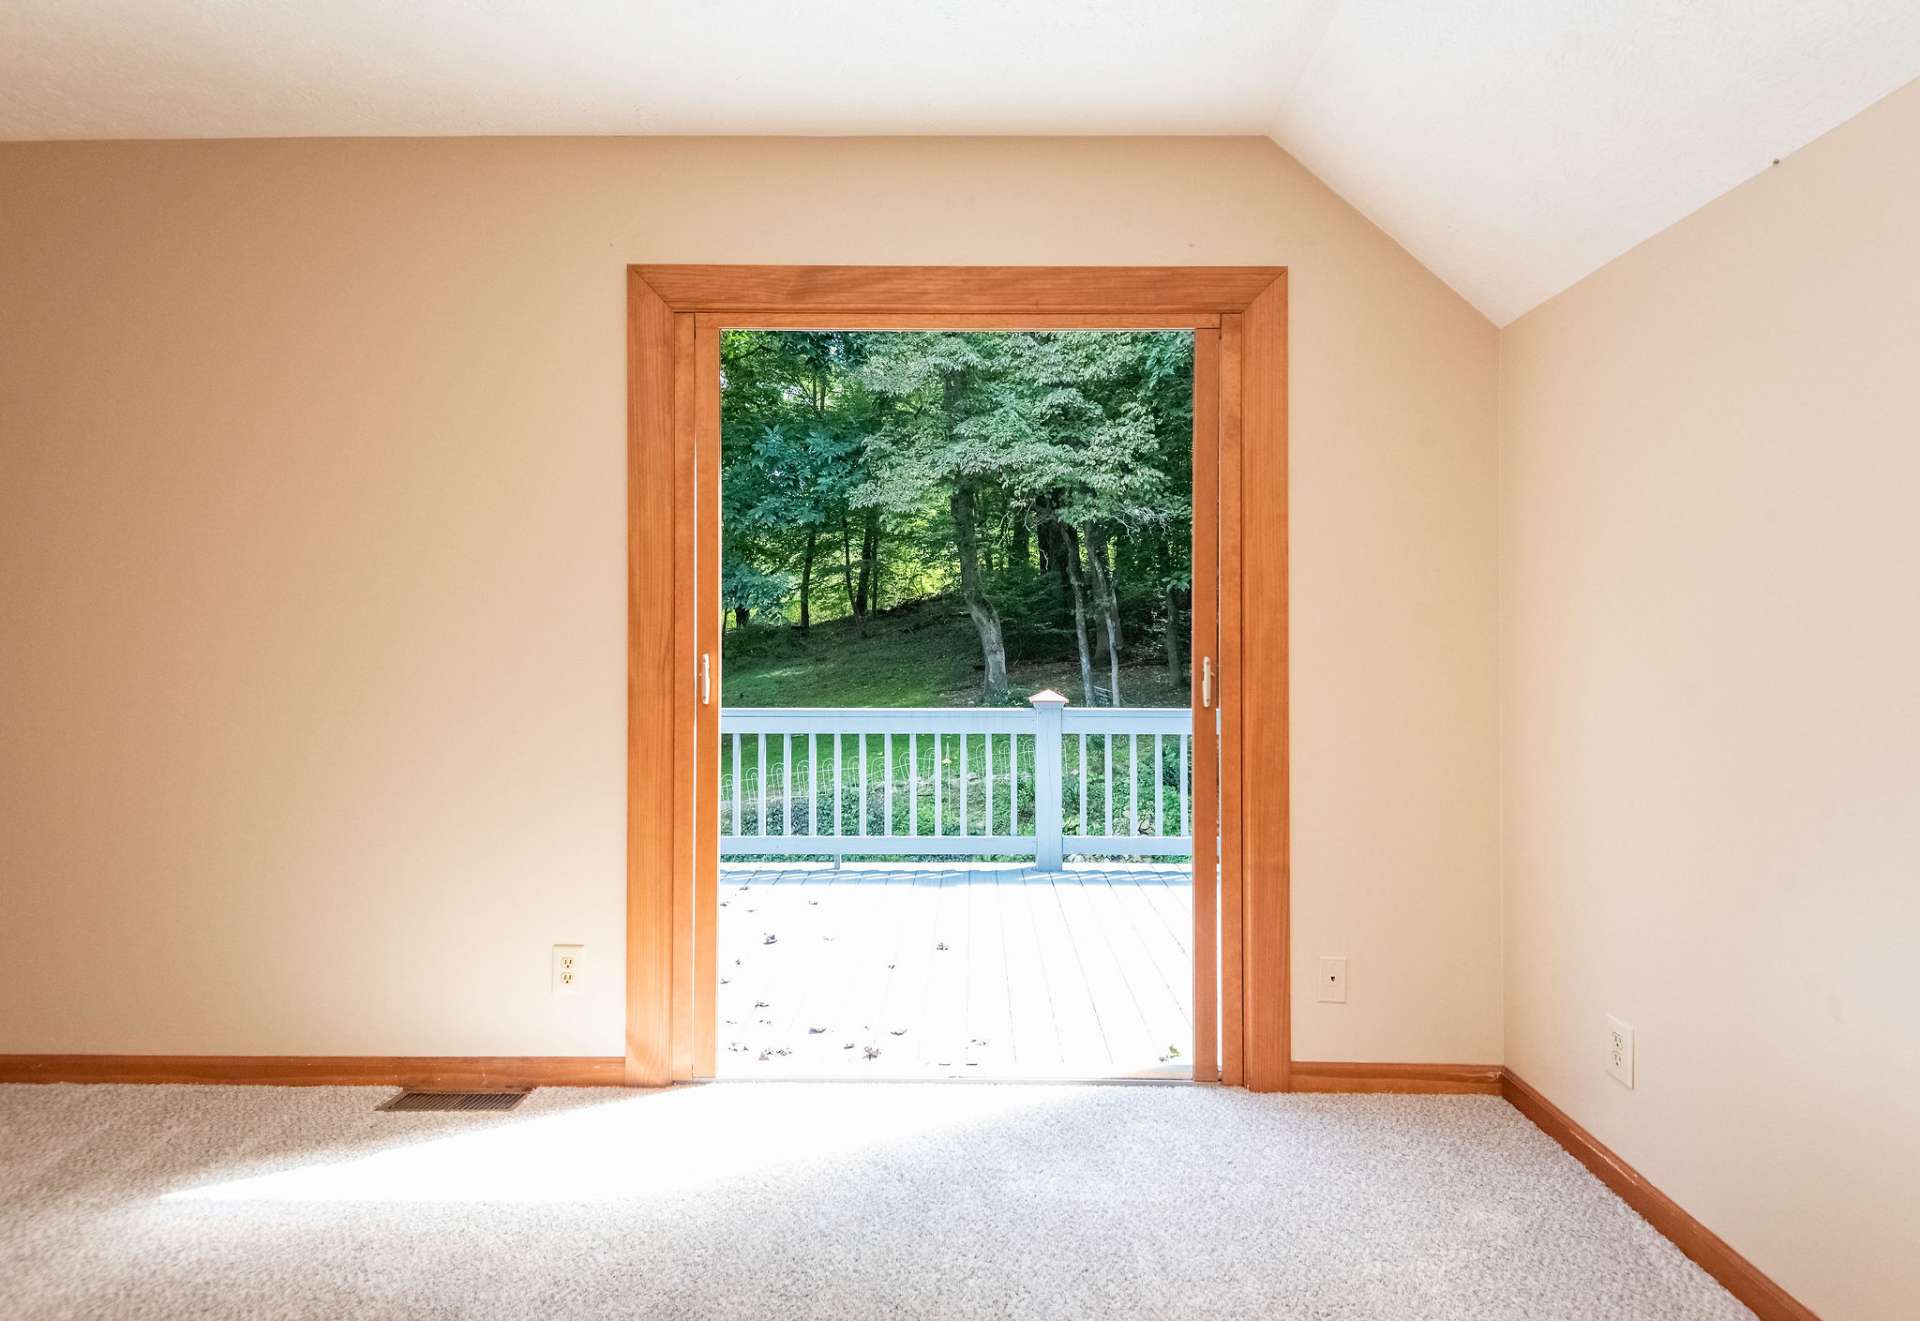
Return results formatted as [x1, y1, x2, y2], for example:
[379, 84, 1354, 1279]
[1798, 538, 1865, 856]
[715, 862, 1191, 1079]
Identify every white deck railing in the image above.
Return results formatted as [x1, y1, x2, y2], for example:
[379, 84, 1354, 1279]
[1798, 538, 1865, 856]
[719, 692, 1192, 867]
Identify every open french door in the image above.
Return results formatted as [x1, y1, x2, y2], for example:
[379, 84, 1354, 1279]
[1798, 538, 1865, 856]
[646, 299, 1256, 1085]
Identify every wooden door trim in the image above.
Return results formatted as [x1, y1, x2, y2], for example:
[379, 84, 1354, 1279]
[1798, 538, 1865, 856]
[625, 270, 677, 1086]
[1188, 327, 1220, 1085]
[628, 266, 1289, 1090]
[1238, 281, 1289, 1092]
[634, 265, 1280, 314]
[689, 325, 723, 1080]
[1216, 311, 1248, 1086]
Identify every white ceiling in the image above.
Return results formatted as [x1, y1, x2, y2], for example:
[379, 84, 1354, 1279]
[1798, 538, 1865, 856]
[4, 1, 1918, 323]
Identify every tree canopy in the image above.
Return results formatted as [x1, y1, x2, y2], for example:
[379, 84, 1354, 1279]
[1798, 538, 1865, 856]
[722, 330, 1193, 707]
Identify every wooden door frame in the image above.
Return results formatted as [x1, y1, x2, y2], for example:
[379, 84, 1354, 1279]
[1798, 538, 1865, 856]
[627, 266, 1289, 1091]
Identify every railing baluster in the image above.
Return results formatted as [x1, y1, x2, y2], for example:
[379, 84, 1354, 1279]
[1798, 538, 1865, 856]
[1104, 733, 1113, 837]
[960, 734, 970, 836]
[1005, 733, 1013, 833]
[933, 733, 943, 836]
[783, 734, 792, 836]
[985, 733, 995, 835]
[1179, 732, 1189, 838]
[908, 733, 918, 836]
[1000, 734, 1009, 835]
[1078, 733, 1087, 837]
[1129, 734, 1140, 836]
[856, 732, 867, 838]
[809, 734, 818, 836]
[757, 733, 767, 837]
[1154, 733, 1165, 838]
[834, 734, 843, 836]
[884, 734, 894, 836]
[1010, 733, 1019, 834]
[731, 732, 742, 836]
[1004, 733, 1012, 833]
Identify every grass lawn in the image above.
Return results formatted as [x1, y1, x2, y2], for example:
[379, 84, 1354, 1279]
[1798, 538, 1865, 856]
[722, 596, 1188, 710]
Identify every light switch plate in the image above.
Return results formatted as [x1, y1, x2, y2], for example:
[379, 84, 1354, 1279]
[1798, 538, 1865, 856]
[1317, 956, 1348, 1003]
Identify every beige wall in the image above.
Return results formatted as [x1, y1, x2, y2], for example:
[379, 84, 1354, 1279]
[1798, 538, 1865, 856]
[0, 136, 1501, 1062]
[1499, 81, 1920, 1321]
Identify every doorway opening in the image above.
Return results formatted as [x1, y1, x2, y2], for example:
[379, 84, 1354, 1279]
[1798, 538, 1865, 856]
[625, 266, 1288, 1091]
[714, 329, 1198, 1078]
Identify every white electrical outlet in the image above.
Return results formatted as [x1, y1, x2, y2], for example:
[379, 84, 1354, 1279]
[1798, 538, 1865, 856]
[1317, 956, 1348, 1003]
[552, 944, 584, 994]
[1606, 1014, 1634, 1087]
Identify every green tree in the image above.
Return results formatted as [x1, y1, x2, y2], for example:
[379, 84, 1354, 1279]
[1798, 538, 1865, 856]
[855, 333, 1047, 702]
[718, 328, 1195, 708]
[720, 331, 872, 633]
[999, 332, 1180, 703]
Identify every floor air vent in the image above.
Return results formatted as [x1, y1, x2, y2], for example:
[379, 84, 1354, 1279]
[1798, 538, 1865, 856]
[378, 1090, 529, 1113]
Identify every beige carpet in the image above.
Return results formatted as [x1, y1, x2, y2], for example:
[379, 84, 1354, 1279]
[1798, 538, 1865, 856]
[0, 1083, 1754, 1320]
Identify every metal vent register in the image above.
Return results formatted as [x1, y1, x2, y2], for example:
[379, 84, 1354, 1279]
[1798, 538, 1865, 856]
[378, 1090, 529, 1113]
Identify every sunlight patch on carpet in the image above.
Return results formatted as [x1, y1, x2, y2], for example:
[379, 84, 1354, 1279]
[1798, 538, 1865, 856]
[163, 1083, 1066, 1205]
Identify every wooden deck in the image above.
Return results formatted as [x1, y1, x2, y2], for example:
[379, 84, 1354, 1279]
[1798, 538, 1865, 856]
[716, 862, 1193, 1079]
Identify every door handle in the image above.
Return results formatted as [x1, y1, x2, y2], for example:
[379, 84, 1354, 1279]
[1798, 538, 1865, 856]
[700, 652, 712, 706]
[1201, 656, 1215, 709]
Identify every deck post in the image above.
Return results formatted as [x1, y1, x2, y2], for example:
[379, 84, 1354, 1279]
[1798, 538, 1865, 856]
[1029, 689, 1068, 870]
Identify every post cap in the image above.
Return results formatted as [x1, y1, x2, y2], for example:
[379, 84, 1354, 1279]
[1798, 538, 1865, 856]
[1027, 689, 1069, 707]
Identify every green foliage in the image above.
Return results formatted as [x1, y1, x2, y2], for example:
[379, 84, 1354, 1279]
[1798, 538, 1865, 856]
[721, 559, 791, 622]
[722, 329, 1194, 697]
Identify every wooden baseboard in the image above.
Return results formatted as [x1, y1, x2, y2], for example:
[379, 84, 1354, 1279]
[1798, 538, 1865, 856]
[1501, 1069, 1821, 1321]
[0, 1055, 625, 1089]
[1288, 1061, 1503, 1094]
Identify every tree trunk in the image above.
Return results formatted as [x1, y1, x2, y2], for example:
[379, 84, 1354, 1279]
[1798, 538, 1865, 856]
[839, 518, 866, 633]
[854, 512, 878, 633]
[1038, 504, 1074, 606]
[1057, 522, 1098, 705]
[950, 483, 1008, 702]
[1010, 512, 1031, 570]
[798, 529, 817, 636]
[1085, 526, 1123, 705]
[1164, 583, 1184, 689]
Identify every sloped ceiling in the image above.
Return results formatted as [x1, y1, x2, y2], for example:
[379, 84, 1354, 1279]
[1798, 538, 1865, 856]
[3, 0, 1918, 323]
